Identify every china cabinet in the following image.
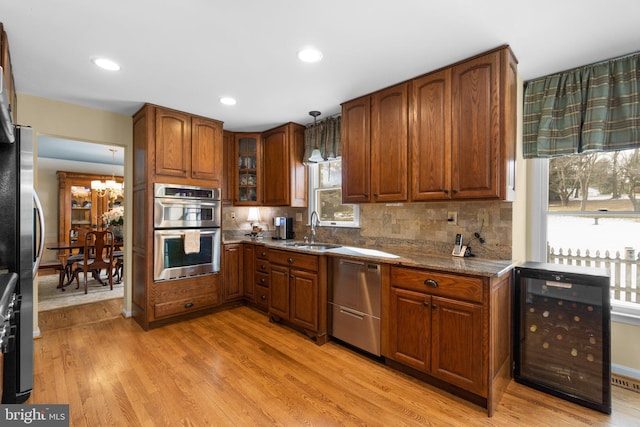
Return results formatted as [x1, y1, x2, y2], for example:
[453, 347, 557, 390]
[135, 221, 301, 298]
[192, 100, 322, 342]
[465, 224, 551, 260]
[57, 171, 123, 246]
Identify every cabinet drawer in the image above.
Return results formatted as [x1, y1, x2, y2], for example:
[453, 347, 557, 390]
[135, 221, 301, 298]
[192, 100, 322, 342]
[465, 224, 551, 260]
[391, 267, 483, 303]
[269, 249, 318, 272]
[255, 259, 271, 274]
[154, 293, 218, 318]
[255, 271, 270, 288]
[255, 247, 269, 260]
[255, 284, 269, 309]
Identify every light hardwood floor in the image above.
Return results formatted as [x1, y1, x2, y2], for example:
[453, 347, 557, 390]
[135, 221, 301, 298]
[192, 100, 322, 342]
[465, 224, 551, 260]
[33, 301, 640, 426]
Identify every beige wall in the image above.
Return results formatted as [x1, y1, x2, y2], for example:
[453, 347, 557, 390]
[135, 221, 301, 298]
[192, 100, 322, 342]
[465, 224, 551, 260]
[17, 94, 133, 334]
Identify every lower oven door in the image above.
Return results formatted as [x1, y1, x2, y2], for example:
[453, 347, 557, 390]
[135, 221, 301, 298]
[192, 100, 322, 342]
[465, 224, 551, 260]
[154, 228, 221, 281]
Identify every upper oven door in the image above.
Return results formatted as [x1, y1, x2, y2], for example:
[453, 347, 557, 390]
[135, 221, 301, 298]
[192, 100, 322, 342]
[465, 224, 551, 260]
[154, 198, 221, 229]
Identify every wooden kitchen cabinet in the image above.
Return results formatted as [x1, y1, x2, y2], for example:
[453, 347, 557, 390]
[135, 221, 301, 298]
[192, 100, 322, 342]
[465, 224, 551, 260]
[153, 105, 223, 186]
[341, 83, 408, 204]
[0, 23, 17, 124]
[384, 265, 512, 416]
[262, 123, 307, 207]
[221, 130, 235, 205]
[243, 244, 255, 300]
[223, 243, 243, 302]
[268, 249, 327, 343]
[343, 46, 517, 203]
[234, 133, 262, 205]
[450, 47, 517, 200]
[253, 246, 270, 311]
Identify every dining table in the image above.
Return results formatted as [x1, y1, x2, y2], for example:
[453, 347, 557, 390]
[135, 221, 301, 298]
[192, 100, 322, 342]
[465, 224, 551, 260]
[46, 239, 124, 289]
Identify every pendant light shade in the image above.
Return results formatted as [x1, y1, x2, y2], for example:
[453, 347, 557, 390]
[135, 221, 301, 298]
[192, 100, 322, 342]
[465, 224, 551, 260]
[307, 110, 324, 163]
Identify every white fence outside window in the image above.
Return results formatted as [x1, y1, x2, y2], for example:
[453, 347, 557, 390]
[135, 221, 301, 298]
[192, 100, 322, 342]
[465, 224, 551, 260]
[547, 244, 640, 305]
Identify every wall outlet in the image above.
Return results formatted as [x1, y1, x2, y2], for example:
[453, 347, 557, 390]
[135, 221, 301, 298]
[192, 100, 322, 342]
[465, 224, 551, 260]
[447, 211, 458, 225]
[296, 212, 303, 222]
[477, 209, 489, 227]
[230, 211, 236, 219]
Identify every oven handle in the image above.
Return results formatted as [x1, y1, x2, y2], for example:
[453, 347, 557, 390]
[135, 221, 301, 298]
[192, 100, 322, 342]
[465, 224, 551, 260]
[153, 228, 220, 237]
[155, 198, 221, 207]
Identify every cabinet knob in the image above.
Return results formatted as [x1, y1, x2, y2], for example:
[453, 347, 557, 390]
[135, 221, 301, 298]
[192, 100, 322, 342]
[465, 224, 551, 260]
[261, 295, 267, 300]
[260, 278, 266, 284]
[287, 258, 293, 264]
[290, 274, 294, 279]
[373, 193, 379, 197]
[261, 264, 267, 269]
[443, 189, 449, 194]
[424, 279, 439, 288]
[432, 304, 438, 309]
[364, 193, 369, 198]
[423, 301, 430, 307]
[261, 251, 267, 257]
[452, 189, 458, 194]
[184, 302, 194, 308]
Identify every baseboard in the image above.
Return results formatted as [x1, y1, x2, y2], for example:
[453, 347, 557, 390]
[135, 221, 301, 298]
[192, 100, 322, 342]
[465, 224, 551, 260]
[612, 364, 640, 393]
[121, 309, 132, 318]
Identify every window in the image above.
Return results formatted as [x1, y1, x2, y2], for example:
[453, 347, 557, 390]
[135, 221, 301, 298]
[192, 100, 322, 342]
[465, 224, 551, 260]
[545, 148, 640, 323]
[308, 159, 359, 228]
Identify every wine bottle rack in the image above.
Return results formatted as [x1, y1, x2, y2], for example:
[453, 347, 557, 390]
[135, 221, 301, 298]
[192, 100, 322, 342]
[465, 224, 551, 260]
[514, 262, 611, 414]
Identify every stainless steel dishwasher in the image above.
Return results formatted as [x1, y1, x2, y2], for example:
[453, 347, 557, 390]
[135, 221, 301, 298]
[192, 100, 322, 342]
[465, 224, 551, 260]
[329, 258, 381, 356]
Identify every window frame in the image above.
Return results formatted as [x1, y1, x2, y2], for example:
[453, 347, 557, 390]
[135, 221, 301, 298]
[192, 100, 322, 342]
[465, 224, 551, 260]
[307, 160, 360, 229]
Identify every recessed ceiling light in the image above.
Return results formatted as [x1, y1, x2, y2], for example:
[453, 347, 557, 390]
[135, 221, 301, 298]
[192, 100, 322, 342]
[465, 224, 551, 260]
[92, 57, 120, 71]
[219, 97, 237, 106]
[297, 47, 323, 63]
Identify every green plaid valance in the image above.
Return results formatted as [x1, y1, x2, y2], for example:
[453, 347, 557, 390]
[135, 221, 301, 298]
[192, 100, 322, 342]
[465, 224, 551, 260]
[523, 52, 640, 158]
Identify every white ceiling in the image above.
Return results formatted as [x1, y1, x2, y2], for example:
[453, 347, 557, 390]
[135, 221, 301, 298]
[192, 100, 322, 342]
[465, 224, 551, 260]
[2, 0, 640, 135]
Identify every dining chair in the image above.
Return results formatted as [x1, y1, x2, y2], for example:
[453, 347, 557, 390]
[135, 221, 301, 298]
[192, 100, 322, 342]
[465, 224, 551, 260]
[61, 226, 92, 288]
[74, 229, 115, 294]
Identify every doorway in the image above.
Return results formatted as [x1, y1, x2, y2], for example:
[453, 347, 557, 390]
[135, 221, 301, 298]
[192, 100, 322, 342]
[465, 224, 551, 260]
[35, 135, 126, 312]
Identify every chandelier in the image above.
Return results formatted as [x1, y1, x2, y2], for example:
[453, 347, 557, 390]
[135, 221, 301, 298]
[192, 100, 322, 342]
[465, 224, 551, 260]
[91, 148, 123, 199]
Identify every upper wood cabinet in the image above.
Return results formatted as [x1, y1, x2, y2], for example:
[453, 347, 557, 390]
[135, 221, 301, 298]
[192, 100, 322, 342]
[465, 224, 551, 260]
[233, 123, 306, 207]
[341, 96, 371, 203]
[343, 46, 517, 203]
[410, 69, 452, 200]
[152, 105, 223, 187]
[262, 123, 307, 207]
[450, 48, 516, 200]
[342, 84, 409, 204]
[221, 130, 235, 205]
[0, 23, 17, 124]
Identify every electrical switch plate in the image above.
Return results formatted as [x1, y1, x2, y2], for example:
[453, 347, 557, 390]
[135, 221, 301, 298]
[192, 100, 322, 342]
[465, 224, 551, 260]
[447, 211, 458, 225]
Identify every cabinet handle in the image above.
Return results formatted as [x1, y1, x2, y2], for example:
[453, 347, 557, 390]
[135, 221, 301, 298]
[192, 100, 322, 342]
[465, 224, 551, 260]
[452, 189, 458, 194]
[423, 301, 430, 307]
[373, 193, 379, 197]
[287, 258, 293, 264]
[364, 193, 369, 198]
[261, 264, 267, 269]
[432, 304, 438, 309]
[443, 189, 449, 194]
[261, 295, 267, 300]
[184, 302, 194, 308]
[260, 278, 266, 284]
[424, 279, 439, 288]
[290, 274, 294, 279]
[261, 251, 267, 257]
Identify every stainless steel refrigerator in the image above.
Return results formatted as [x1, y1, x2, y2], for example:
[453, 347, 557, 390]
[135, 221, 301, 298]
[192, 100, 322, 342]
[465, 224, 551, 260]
[0, 124, 44, 403]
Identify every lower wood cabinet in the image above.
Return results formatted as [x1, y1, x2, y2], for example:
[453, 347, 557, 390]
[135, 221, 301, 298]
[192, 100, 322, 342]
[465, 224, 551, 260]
[151, 274, 221, 321]
[223, 243, 243, 302]
[243, 244, 255, 301]
[268, 249, 327, 344]
[384, 266, 512, 416]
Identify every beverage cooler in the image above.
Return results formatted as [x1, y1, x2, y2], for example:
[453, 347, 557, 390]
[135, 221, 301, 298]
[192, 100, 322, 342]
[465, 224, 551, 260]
[513, 262, 611, 414]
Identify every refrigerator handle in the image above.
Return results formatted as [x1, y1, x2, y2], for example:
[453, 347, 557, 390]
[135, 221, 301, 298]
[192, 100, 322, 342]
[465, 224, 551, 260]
[33, 189, 45, 276]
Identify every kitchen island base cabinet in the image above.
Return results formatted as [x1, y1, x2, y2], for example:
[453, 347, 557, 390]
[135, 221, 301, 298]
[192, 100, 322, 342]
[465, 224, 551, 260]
[268, 249, 327, 344]
[383, 266, 512, 416]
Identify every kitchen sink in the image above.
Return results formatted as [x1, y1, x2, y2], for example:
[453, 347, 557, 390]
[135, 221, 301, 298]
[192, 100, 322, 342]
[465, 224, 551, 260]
[283, 242, 342, 250]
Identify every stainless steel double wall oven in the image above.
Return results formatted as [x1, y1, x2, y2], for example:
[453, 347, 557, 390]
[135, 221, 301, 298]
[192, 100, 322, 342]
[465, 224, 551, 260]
[153, 183, 221, 281]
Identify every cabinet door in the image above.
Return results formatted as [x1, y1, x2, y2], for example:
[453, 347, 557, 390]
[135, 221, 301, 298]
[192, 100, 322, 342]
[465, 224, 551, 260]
[155, 108, 191, 178]
[451, 51, 500, 199]
[410, 69, 452, 201]
[223, 244, 243, 302]
[289, 124, 307, 207]
[269, 264, 290, 319]
[431, 296, 484, 395]
[242, 244, 255, 300]
[262, 126, 290, 206]
[371, 82, 409, 202]
[191, 117, 223, 184]
[235, 133, 262, 205]
[222, 131, 235, 205]
[290, 269, 318, 332]
[341, 96, 371, 203]
[388, 287, 430, 372]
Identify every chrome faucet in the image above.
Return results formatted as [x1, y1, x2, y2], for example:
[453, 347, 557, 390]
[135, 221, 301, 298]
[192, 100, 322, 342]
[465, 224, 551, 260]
[309, 210, 319, 244]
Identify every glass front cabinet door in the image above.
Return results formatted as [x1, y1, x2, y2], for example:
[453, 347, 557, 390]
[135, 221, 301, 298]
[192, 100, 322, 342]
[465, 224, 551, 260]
[234, 133, 262, 205]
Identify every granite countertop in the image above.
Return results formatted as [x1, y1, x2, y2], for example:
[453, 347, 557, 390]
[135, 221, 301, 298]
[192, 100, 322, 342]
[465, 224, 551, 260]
[224, 237, 514, 278]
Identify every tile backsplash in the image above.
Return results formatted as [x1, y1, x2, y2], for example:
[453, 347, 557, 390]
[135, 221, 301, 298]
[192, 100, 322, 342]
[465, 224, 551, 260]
[223, 201, 512, 260]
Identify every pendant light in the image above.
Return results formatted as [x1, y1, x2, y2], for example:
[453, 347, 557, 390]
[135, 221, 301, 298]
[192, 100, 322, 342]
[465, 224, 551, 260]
[307, 110, 324, 163]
